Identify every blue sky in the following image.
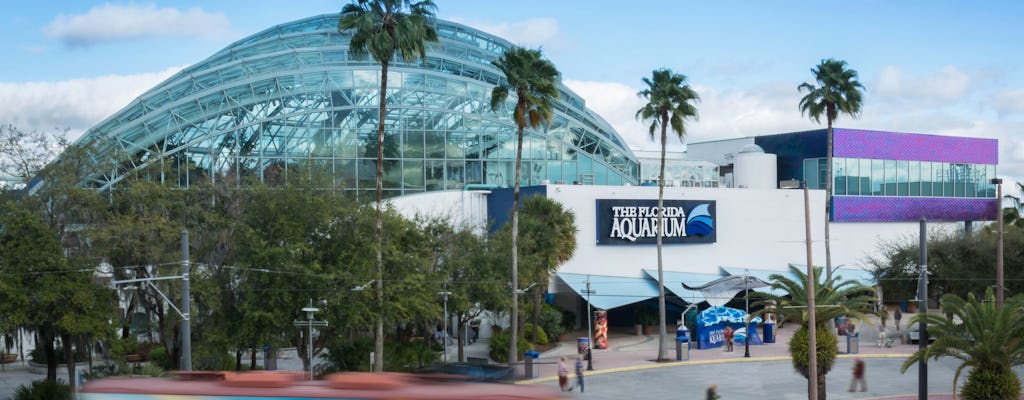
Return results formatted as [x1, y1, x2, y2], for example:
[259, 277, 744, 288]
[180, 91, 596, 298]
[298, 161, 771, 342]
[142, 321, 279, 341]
[3, 1, 1024, 183]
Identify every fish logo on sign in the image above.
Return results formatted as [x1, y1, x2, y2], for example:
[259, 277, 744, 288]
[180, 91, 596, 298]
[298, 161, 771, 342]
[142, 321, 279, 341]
[685, 203, 713, 236]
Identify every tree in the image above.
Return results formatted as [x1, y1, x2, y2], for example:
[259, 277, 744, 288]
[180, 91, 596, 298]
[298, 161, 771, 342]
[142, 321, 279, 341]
[753, 265, 875, 400]
[338, 0, 439, 372]
[489, 46, 560, 366]
[518, 196, 576, 346]
[901, 288, 1024, 399]
[798, 58, 864, 283]
[635, 68, 699, 361]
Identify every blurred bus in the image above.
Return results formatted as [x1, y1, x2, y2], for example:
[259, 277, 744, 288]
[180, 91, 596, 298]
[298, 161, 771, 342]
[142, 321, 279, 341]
[78, 370, 566, 399]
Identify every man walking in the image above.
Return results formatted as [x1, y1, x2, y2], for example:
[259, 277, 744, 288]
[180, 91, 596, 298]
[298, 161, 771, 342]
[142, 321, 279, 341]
[894, 309, 902, 333]
[848, 358, 867, 392]
[574, 354, 585, 393]
[723, 326, 734, 352]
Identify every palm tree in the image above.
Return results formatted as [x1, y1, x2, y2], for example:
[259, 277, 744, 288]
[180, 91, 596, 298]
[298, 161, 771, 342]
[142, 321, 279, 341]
[798, 58, 864, 283]
[338, 0, 439, 372]
[901, 288, 1024, 399]
[635, 69, 699, 361]
[519, 196, 577, 345]
[753, 265, 875, 400]
[489, 46, 560, 366]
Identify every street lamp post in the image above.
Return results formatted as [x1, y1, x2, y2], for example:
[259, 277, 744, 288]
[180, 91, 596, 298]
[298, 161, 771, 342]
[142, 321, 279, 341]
[439, 290, 452, 364]
[301, 302, 320, 380]
[744, 268, 750, 358]
[803, 182, 818, 400]
[583, 276, 595, 371]
[992, 178, 1004, 306]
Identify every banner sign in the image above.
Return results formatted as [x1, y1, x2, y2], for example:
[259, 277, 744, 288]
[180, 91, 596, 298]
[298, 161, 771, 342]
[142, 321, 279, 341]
[696, 306, 762, 349]
[595, 199, 716, 245]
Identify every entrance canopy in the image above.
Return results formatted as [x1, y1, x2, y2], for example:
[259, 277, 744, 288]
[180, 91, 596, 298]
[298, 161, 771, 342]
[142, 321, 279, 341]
[556, 272, 659, 310]
[642, 269, 723, 305]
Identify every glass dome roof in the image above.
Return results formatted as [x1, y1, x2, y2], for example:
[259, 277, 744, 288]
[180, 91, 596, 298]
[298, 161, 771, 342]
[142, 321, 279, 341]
[74, 14, 639, 194]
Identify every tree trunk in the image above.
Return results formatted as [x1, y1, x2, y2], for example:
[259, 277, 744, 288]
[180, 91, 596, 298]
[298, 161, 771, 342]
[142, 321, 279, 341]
[817, 368, 827, 400]
[42, 327, 57, 383]
[250, 347, 257, 370]
[655, 115, 668, 361]
[374, 61, 389, 373]
[235, 350, 243, 371]
[533, 288, 541, 345]
[509, 97, 526, 367]
[63, 333, 75, 391]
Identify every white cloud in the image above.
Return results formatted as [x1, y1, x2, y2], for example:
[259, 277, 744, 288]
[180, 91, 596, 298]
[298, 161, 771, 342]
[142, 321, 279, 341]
[988, 88, 1024, 117]
[0, 67, 183, 140]
[874, 65, 974, 106]
[450, 18, 561, 49]
[44, 4, 231, 46]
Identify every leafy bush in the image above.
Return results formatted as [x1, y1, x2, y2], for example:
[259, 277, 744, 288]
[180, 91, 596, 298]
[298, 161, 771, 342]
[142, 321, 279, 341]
[961, 367, 1021, 400]
[387, 339, 439, 372]
[193, 345, 233, 371]
[523, 323, 549, 345]
[146, 347, 172, 370]
[320, 338, 440, 374]
[538, 304, 572, 340]
[108, 337, 139, 361]
[13, 379, 72, 400]
[488, 331, 534, 363]
[136, 364, 169, 377]
[28, 347, 87, 364]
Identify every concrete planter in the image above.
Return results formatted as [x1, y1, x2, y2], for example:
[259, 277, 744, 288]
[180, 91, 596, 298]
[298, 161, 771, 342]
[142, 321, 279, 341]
[1, 354, 17, 363]
[28, 360, 89, 375]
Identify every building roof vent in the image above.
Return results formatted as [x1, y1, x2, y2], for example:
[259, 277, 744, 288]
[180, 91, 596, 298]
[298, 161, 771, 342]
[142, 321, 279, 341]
[738, 144, 765, 154]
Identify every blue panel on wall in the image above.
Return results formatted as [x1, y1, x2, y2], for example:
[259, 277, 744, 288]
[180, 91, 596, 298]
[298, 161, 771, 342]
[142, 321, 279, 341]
[486, 185, 549, 233]
[754, 130, 827, 182]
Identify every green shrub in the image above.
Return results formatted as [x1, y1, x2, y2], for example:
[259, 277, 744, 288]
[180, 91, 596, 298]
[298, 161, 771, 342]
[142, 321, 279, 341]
[961, 366, 1021, 400]
[386, 339, 439, 372]
[193, 345, 233, 371]
[28, 347, 88, 364]
[488, 331, 534, 363]
[13, 379, 72, 400]
[136, 364, 169, 377]
[146, 347, 172, 370]
[789, 324, 839, 378]
[523, 323, 549, 344]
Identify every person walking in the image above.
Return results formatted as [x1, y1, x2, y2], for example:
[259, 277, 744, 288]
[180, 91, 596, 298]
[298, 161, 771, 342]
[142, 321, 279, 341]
[706, 384, 720, 400]
[848, 358, 867, 392]
[557, 357, 570, 392]
[894, 309, 902, 333]
[723, 326, 734, 352]
[574, 354, 585, 393]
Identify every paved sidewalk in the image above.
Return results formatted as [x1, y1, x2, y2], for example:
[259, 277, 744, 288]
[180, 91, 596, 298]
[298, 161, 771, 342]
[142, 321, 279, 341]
[516, 318, 917, 384]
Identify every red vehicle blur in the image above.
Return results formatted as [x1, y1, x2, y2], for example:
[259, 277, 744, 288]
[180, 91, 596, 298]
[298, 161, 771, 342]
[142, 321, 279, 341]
[78, 370, 567, 399]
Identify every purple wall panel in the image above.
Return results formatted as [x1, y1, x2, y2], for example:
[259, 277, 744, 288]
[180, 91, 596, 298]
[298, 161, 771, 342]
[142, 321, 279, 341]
[833, 196, 998, 222]
[832, 128, 998, 164]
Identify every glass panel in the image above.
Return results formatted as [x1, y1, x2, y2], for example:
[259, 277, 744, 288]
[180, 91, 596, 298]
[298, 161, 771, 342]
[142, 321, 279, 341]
[425, 131, 445, 158]
[883, 160, 896, 196]
[953, 164, 966, 197]
[846, 158, 859, 195]
[594, 164, 607, 186]
[919, 162, 932, 196]
[804, 159, 818, 190]
[335, 159, 355, 189]
[833, 158, 847, 195]
[357, 159, 376, 190]
[465, 161, 482, 185]
[897, 160, 909, 196]
[871, 159, 883, 195]
[818, 159, 828, 190]
[858, 159, 870, 195]
[425, 160, 445, 190]
[942, 163, 954, 197]
[908, 161, 920, 196]
[446, 160, 465, 190]
[403, 160, 424, 190]
[986, 165, 997, 197]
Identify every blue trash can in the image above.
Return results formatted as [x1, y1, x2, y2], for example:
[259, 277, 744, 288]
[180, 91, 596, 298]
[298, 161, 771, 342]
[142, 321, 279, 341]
[577, 337, 590, 362]
[523, 350, 540, 378]
[846, 332, 859, 354]
[762, 322, 775, 343]
[675, 328, 690, 361]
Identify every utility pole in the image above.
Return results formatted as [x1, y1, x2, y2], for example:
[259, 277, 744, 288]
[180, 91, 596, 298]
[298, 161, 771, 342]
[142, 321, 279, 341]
[744, 268, 750, 358]
[919, 218, 928, 400]
[583, 276, 595, 371]
[181, 229, 192, 371]
[804, 183, 817, 400]
[993, 178, 1004, 306]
